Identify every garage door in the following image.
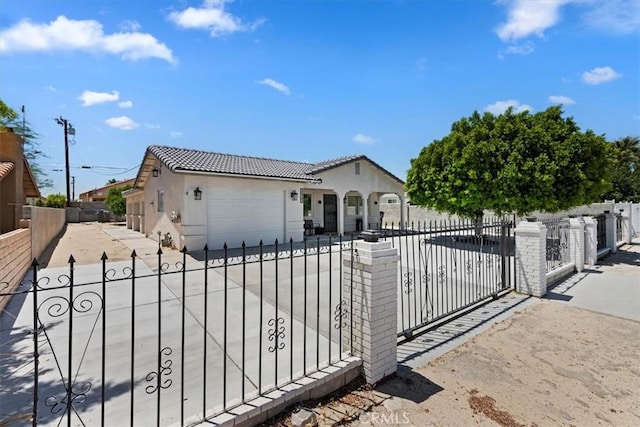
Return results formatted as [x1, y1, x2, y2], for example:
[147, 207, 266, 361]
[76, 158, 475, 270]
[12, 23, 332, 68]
[207, 187, 285, 249]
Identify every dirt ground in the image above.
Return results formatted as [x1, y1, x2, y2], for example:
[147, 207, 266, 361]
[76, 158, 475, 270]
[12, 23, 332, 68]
[41, 222, 133, 268]
[270, 301, 640, 427]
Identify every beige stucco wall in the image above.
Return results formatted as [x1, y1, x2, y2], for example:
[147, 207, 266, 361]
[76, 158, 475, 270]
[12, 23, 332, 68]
[28, 206, 66, 260]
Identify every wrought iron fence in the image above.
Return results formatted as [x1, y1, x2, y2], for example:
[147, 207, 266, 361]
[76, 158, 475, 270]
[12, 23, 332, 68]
[595, 214, 607, 250]
[542, 218, 571, 272]
[0, 237, 355, 426]
[382, 219, 514, 341]
[616, 214, 623, 243]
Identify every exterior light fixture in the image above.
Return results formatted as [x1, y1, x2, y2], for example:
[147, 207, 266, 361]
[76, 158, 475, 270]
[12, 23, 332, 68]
[194, 187, 202, 200]
[152, 167, 159, 178]
[290, 190, 298, 201]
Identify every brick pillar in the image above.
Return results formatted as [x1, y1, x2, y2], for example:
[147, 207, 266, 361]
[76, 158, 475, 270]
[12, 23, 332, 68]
[515, 220, 547, 297]
[583, 216, 597, 265]
[605, 212, 617, 254]
[342, 240, 398, 384]
[620, 210, 632, 244]
[569, 217, 585, 273]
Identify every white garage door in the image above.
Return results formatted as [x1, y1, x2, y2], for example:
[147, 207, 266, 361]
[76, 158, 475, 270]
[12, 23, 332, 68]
[207, 186, 285, 249]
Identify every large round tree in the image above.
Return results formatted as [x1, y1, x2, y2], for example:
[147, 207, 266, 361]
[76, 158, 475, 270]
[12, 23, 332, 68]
[406, 106, 611, 219]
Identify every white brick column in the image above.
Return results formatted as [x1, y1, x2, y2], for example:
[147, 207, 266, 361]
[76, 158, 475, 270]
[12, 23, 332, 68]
[620, 209, 632, 244]
[515, 220, 547, 297]
[569, 217, 585, 273]
[583, 216, 597, 265]
[605, 212, 617, 254]
[342, 240, 398, 384]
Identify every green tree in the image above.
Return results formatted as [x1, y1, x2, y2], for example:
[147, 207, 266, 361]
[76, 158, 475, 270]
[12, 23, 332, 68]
[406, 106, 612, 219]
[0, 99, 53, 189]
[106, 178, 118, 185]
[602, 136, 640, 202]
[105, 185, 133, 216]
[42, 193, 66, 208]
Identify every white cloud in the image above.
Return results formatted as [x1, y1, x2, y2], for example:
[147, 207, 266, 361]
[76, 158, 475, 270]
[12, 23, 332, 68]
[170, 131, 182, 138]
[78, 90, 119, 106]
[495, 0, 571, 41]
[258, 78, 290, 95]
[118, 100, 133, 108]
[484, 100, 533, 115]
[145, 123, 160, 129]
[0, 15, 176, 63]
[582, 66, 622, 85]
[548, 95, 576, 105]
[168, 0, 264, 37]
[583, 0, 640, 34]
[45, 85, 56, 92]
[498, 41, 535, 58]
[352, 134, 376, 145]
[105, 116, 139, 130]
[119, 20, 141, 32]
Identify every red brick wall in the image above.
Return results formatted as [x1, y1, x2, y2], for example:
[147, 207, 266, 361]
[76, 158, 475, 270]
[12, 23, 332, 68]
[0, 228, 31, 313]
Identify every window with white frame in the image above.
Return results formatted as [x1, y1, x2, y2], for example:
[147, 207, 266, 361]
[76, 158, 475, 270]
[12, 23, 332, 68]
[157, 189, 164, 212]
[347, 195, 362, 215]
[355, 162, 360, 175]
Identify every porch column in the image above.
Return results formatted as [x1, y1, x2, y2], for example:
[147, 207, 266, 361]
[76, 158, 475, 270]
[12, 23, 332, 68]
[399, 196, 406, 229]
[362, 193, 368, 231]
[337, 192, 344, 237]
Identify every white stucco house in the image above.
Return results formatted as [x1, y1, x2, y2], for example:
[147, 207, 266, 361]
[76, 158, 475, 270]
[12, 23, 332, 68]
[123, 145, 405, 250]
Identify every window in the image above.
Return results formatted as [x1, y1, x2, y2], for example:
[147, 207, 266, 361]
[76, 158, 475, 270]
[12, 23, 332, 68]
[347, 195, 362, 215]
[157, 190, 164, 212]
[303, 194, 312, 217]
[355, 162, 360, 175]
[385, 198, 398, 204]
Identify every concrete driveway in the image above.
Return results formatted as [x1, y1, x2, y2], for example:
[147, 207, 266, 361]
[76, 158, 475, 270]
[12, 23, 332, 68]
[0, 224, 347, 426]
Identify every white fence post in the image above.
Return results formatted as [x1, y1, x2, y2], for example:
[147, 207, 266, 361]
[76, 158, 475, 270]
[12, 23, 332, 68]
[583, 216, 597, 265]
[342, 239, 399, 384]
[620, 209, 632, 244]
[605, 211, 617, 254]
[515, 220, 547, 297]
[569, 217, 585, 273]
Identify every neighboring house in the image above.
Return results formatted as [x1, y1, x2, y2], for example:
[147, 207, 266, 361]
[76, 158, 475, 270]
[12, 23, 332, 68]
[123, 145, 405, 250]
[79, 178, 135, 202]
[0, 128, 41, 233]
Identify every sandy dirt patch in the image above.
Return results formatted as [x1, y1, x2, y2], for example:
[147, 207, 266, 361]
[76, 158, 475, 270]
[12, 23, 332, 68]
[272, 300, 639, 426]
[41, 222, 134, 267]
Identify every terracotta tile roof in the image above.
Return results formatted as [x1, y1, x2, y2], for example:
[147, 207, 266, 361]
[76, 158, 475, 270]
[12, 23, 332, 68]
[148, 145, 321, 182]
[144, 145, 404, 185]
[0, 161, 15, 182]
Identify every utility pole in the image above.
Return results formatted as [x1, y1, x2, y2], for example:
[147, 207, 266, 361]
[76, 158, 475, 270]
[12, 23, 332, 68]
[55, 117, 75, 207]
[71, 176, 76, 202]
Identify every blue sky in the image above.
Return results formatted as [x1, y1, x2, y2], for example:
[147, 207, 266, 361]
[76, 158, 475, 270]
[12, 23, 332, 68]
[1, 0, 638, 197]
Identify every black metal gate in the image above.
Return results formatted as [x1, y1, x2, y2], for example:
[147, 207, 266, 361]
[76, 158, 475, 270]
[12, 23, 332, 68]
[385, 218, 514, 341]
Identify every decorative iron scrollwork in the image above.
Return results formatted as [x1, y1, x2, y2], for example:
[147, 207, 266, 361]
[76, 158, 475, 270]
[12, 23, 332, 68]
[403, 272, 413, 294]
[45, 381, 91, 415]
[333, 300, 348, 330]
[437, 266, 446, 284]
[145, 347, 173, 394]
[267, 317, 285, 352]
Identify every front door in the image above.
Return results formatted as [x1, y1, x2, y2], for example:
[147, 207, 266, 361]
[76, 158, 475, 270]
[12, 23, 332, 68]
[323, 194, 337, 233]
